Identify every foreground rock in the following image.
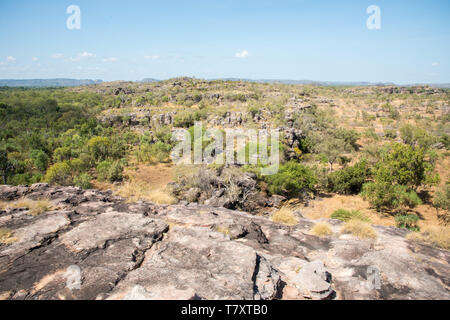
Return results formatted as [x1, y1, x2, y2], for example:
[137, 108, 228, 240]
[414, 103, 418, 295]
[0, 185, 449, 300]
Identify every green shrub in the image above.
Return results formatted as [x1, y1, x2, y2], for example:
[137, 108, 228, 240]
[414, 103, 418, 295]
[265, 161, 317, 198]
[96, 160, 123, 182]
[433, 184, 450, 211]
[52, 146, 72, 162]
[331, 209, 371, 222]
[361, 143, 438, 212]
[173, 111, 195, 128]
[87, 136, 111, 162]
[44, 162, 72, 185]
[361, 182, 422, 212]
[395, 214, 420, 231]
[400, 124, 435, 150]
[73, 173, 93, 189]
[384, 129, 397, 139]
[30, 149, 49, 172]
[327, 160, 371, 195]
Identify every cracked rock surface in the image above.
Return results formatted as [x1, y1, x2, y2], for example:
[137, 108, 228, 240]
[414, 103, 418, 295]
[0, 184, 449, 300]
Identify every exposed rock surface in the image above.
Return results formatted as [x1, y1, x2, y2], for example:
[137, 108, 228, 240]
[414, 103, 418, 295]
[0, 185, 449, 300]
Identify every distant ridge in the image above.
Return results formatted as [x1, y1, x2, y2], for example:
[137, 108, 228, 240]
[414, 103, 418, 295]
[143, 77, 450, 88]
[1, 78, 449, 88]
[0, 78, 103, 87]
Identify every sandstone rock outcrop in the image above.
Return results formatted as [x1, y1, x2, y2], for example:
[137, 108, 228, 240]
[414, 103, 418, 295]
[0, 185, 448, 300]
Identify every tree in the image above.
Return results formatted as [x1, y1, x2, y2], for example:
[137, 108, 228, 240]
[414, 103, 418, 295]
[400, 124, 435, 150]
[265, 161, 317, 198]
[374, 143, 436, 190]
[0, 151, 14, 184]
[361, 143, 437, 212]
[44, 162, 72, 186]
[327, 160, 371, 195]
[87, 136, 111, 162]
[30, 150, 49, 172]
[317, 138, 347, 171]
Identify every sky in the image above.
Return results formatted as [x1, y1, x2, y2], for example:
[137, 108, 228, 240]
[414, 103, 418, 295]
[0, 0, 449, 84]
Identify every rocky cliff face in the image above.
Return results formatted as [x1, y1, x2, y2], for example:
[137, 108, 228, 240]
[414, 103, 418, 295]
[0, 184, 448, 300]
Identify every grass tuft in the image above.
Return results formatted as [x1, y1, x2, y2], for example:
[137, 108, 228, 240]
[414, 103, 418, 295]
[341, 219, 377, 239]
[271, 207, 299, 226]
[406, 226, 450, 250]
[4, 199, 53, 216]
[0, 228, 18, 244]
[331, 209, 371, 223]
[311, 222, 333, 237]
[115, 182, 177, 205]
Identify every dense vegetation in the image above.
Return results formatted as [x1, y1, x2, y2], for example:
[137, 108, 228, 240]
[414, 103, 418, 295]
[0, 80, 449, 230]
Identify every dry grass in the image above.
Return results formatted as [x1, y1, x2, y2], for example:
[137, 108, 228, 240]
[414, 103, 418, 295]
[215, 225, 231, 236]
[299, 194, 396, 227]
[341, 219, 377, 239]
[311, 222, 333, 237]
[406, 226, 450, 250]
[0, 201, 8, 211]
[3, 199, 53, 216]
[97, 163, 177, 205]
[271, 207, 299, 226]
[0, 228, 18, 244]
[115, 181, 177, 205]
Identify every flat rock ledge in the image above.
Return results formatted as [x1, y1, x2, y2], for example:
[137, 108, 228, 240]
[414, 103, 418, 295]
[0, 184, 449, 300]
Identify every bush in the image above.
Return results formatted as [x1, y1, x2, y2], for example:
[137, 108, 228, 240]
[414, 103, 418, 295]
[30, 149, 49, 171]
[433, 184, 450, 211]
[73, 173, 93, 189]
[265, 161, 317, 198]
[361, 182, 422, 212]
[44, 162, 72, 185]
[400, 124, 435, 150]
[87, 136, 111, 162]
[331, 209, 371, 222]
[433, 184, 450, 224]
[327, 160, 371, 194]
[52, 146, 72, 162]
[395, 214, 420, 231]
[173, 111, 195, 128]
[96, 160, 124, 182]
[361, 143, 437, 212]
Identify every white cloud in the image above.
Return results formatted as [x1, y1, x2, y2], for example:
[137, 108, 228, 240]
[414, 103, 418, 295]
[103, 57, 118, 62]
[32, 57, 39, 61]
[235, 50, 249, 58]
[79, 51, 96, 58]
[6, 56, 16, 62]
[51, 53, 64, 59]
[432, 62, 439, 67]
[144, 55, 160, 60]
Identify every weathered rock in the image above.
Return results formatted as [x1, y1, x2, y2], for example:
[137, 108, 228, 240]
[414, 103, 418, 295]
[60, 211, 168, 253]
[293, 260, 334, 300]
[0, 185, 449, 300]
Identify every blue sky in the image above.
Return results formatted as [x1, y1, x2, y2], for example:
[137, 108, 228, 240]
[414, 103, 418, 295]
[0, 0, 449, 83]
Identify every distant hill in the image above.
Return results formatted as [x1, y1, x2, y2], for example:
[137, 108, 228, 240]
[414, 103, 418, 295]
[217, 78, 397, 86]
[140, 78, 160, 83]
[0, 79, 103, 87]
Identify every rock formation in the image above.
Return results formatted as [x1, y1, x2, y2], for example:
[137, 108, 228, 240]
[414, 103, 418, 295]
[0, 184, 448, 300]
